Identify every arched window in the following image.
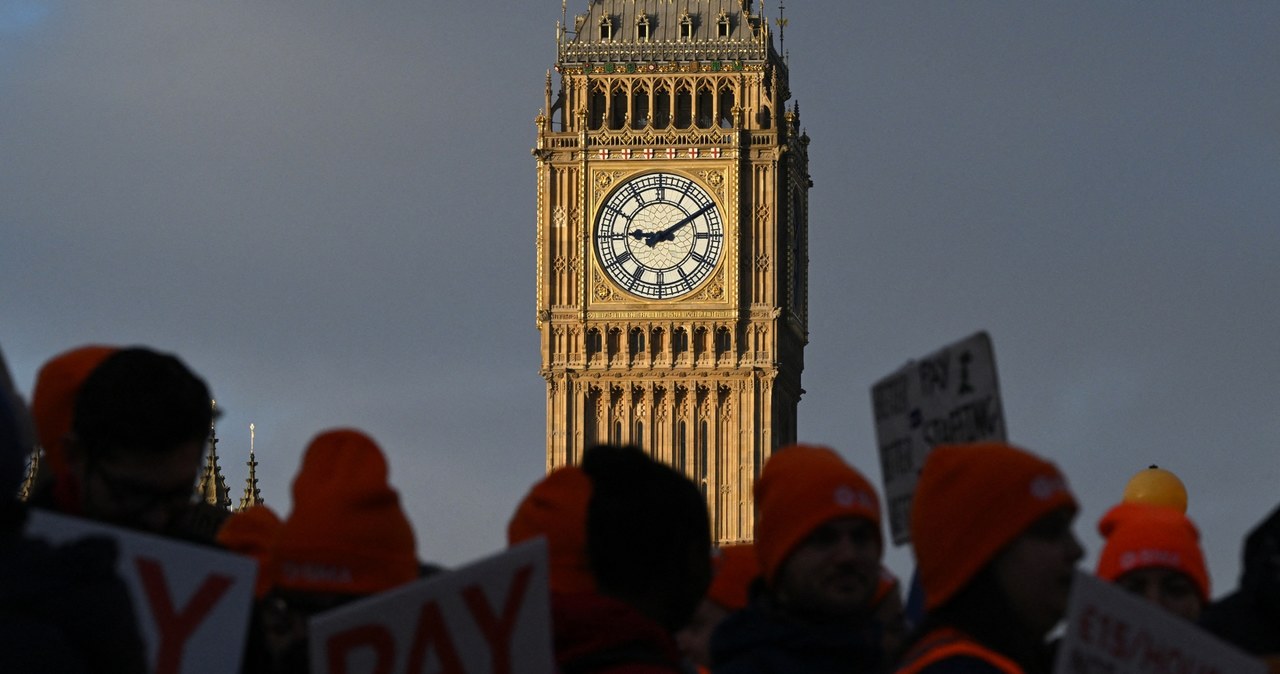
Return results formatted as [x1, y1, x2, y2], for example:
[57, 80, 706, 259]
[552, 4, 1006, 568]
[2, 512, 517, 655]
[679, 14, 693, 40]
[636, 15, 651, 41]
[600, 16, 614, 41]
[632, 87, 650, 129]
[696, 86, 714, 129]
[610, 88, 627, 130]
[589, 88, 606, 130]
[634, 421, 644, 448]
[717, 13, 731, 38]
[629, 328, 646, 356]
[716, 327, 732, 356]
[654, 87, 671, 128]
[586, 328, 603, 358]
[675, 87, 693, 129]
[718, 87, 735, 128]
[673, 328, 689, 357]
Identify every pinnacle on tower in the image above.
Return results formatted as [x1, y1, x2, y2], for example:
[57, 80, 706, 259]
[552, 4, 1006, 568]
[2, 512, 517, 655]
[238, 422, 265, 511]
[196, 400, 232, 510]
[18, 446, 40, 502]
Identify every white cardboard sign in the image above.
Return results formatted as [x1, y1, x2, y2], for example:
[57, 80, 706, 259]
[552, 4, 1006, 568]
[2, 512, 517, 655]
[309, 538, 553, 674]
[870, 331, 1005, 544]
[1054, 571, 1266, 674]
[25, 509, 257, 674]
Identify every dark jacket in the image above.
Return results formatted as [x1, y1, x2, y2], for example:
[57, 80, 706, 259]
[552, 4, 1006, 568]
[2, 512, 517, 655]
[709, 594, 883, 674]
[0, 522, 148, 673]
[553, 591, 690, 674]
[1201, 504, 1280, 670]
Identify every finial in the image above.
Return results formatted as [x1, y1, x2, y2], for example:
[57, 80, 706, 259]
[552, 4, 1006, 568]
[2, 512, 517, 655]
[775, 1, 787, 56]
[250, 423, 255, 455]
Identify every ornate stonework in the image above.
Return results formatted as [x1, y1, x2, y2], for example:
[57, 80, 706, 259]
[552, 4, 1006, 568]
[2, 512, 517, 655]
[535, 0, 811, 544]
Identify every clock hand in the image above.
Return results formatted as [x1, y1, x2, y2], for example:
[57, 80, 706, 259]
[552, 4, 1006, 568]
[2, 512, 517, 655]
[647, 203, 714, 247]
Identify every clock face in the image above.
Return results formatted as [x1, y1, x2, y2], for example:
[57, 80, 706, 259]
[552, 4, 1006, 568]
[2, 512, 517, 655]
[594, 172, 724, 300]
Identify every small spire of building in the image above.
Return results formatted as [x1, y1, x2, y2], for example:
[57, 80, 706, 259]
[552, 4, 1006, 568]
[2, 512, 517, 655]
[197, 400, 232, 510]
[238, 422, 265, 510]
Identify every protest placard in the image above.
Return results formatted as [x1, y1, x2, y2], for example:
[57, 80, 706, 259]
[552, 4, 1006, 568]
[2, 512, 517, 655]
[309, 538, 552, 674]
[25, 509, 257, 674]
[870, 331, 1005, 544]
[1054, 571, 1266, 674]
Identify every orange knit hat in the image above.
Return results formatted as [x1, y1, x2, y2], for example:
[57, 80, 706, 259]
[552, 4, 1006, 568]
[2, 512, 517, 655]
[270, 429, 418, 595]
[30, 345, 118, 508]
[217, 505, 282, 598]
[1096, 502, 1210, 602]
[754, 444, 883, 584]
[507, 465, 596, 594]
[706, 544, 760, 611]
[911, 442, 1077, 612]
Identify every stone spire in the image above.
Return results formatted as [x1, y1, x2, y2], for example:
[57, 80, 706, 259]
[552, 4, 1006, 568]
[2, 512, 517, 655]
[238, 422, 264, 511]
[196, 400, 232, 510]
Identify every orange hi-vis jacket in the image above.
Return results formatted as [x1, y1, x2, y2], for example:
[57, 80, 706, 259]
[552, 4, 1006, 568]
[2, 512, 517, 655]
[894, 627, 1023, 674]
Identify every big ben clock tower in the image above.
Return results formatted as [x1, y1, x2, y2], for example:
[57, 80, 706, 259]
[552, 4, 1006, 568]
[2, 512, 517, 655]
[534, 0, 810, 544]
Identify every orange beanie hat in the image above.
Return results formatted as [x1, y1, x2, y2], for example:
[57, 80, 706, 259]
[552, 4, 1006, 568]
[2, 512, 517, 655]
[507, 465, 596, 594]
[706, 544, 760, 611]
[911, 442, 1077, 612]
[755, 444, 882, 584]
[271, 429, 418, 595]
[217, 505, 282, 598]
[1096, 502, 1210, 602]
[30, 345, 118, 504]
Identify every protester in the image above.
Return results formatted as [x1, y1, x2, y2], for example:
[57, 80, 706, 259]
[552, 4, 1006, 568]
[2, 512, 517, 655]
[0, 346, 148, 673]
[508, 444, 711, 673]
[894, 442, 1082, 674]
[30, 346, 222, 540]
[26, 344, 118, 510]
[710, 444, 886, 673]
[218, 504, 283, 599]
[676, 544, 759, 671]
[1200, 504, 1280, 673]
[1095, 501, 1210, 622]
[257, 428, 419, 674]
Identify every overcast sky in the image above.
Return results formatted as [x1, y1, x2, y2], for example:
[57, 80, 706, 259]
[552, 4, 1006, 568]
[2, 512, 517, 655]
[2, 1, 1277, 598]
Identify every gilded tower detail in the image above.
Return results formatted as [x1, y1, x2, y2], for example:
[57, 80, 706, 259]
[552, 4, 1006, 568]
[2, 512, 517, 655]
[534, 0, 810, 544]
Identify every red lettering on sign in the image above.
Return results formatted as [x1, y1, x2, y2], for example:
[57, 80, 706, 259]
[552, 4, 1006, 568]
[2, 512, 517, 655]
[135, 557, 234, 674]
[406, 601, 464, 674]
[461, 565, 534, 674]
[326, 625, 395, 674]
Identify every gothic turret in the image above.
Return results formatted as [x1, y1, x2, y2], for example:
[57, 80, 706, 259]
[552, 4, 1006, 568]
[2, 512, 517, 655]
[238, 423, 264, 511]
[197, 400, 232, 510]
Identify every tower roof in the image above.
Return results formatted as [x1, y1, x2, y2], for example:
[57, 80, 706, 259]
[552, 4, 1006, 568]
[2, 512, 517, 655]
[238, 423, 265, 511]
[197, 421, 232, 510]
[560, 0, 774, 65]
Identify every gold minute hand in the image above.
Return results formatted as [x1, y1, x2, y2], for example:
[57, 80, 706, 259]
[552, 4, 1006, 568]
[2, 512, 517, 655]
[647, 203, 714, 247]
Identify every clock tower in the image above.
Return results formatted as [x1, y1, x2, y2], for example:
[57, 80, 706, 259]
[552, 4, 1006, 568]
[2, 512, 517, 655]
[534, 0, 810, 544]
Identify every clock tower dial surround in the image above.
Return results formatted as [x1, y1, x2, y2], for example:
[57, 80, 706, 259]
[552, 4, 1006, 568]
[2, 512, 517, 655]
[534, 0, 812, 545]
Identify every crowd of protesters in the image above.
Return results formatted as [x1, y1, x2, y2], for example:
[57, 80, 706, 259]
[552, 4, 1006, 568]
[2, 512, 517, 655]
[2, 343, 1278, 673]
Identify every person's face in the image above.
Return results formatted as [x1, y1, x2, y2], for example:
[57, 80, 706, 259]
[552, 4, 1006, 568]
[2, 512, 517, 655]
[1115, 567, 1203, 621]
[675, 598, 730, 667]
[991, 507, 1084, 638]
[774, 516, 882, 621]
[75, 439, 203, 533]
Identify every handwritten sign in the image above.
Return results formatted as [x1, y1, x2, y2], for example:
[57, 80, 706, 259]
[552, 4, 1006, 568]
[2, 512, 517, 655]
[1054, 572, 1266, 674]
[870, 331, 1005, 544]
[309, 539, 553, 674]
[25, 509, 257, 674]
